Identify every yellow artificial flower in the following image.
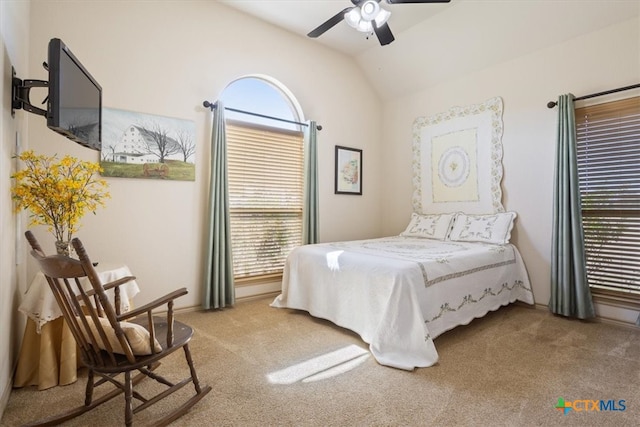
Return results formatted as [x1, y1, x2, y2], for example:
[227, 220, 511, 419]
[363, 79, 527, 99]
[11, 150, 111, 246]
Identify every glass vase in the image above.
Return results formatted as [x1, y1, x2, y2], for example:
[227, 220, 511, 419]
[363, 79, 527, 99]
[55, 240, 70, 256]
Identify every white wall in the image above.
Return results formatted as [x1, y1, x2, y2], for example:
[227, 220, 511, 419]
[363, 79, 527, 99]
[1, 1, 383, 415]
[381, 17, 640, 323]
[0, 0, 30, 418]
[2, 2, 638, 418]
[23, 0, 384, 309]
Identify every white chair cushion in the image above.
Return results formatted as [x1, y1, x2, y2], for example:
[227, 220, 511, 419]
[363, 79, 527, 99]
[78, 316, 162, 355]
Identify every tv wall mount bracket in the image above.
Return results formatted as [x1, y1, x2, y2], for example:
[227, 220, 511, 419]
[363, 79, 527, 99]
[12, 65, 48, 118]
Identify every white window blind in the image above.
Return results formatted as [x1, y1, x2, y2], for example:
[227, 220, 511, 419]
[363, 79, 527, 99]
[226, 121, 304, 282]
[575, 96, 640, 299]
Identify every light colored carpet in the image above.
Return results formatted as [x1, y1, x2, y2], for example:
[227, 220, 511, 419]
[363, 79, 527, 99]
[2, 296, 640, 426]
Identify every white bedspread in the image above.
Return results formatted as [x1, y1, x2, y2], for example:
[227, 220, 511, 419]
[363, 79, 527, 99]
[271, 236, 534, 370]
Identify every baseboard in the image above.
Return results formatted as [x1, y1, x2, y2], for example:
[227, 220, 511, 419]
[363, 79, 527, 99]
[179, 297, 638, 331]
[0, 375, 12, 423]
[528, 301, 639, 330]
[173, 290, 280, 315]
[236, 290, 280, 303]
[235, 281, 281, 300]
[592, 312, 640, 330]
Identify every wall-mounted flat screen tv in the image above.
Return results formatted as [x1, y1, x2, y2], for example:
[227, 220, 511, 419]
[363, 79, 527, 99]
[47, 38, 102, 151]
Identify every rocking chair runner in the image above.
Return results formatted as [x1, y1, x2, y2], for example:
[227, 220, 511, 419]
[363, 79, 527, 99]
[24, 231, 211, 426]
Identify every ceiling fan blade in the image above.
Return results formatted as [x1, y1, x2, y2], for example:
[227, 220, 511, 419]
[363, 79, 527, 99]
[372, 21, 395, 46]
[386, 0, 451, 4]
[308, 7, 354, 38]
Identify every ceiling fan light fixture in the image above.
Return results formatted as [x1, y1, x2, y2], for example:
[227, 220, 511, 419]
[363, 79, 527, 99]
[344, 8, 361, 28]
[360, 1, 380, 21]
[345, 1, 391, 33]
[357, 20, 373, 33]
[309, 0, 451, 46]
[374, 8, 391, 27]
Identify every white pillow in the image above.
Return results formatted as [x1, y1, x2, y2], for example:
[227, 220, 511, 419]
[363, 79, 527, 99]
[448, 212, 517, 245]
[78, 316, 162, 356]
[400, 212, 456, 240]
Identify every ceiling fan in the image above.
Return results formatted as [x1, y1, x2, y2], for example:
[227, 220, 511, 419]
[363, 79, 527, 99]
[308, 0, 451, 46]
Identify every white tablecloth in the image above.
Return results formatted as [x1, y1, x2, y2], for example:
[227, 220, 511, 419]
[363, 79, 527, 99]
[15, 264, 140, 390]
[19, 263, 140, 333]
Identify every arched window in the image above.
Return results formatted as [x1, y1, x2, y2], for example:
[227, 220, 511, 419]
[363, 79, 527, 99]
[220, 76, 305, 283]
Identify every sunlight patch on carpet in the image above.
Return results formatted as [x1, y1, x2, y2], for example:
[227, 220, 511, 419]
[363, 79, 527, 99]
[267, 344, 370, 384]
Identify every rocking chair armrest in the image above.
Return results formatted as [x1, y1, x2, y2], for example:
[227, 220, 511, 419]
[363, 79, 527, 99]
[79, 276, 137, 299]
[117, 287, 188, 321]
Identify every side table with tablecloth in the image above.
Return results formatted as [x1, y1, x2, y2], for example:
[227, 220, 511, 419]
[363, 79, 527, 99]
[14, 264, 139, 390]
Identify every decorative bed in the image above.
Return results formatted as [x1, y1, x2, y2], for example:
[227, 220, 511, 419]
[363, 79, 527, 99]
[271, 97, 534, 370]
[271, 212, 534, 370]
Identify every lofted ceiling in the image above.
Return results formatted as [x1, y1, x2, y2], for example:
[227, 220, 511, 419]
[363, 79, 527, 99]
[219, 0, 640, 100]
[219, 0, 452, 56]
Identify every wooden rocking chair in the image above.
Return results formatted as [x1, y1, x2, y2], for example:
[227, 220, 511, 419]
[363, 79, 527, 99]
[24, 231, 211, 426]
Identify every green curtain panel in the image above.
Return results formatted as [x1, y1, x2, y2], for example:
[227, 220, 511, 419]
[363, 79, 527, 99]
[203, 101, 235, 309]
[549, 94, 595, 319]
[302, 120, 319, 244]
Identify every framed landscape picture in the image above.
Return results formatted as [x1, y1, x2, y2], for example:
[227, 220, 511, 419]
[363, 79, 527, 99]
[335, 145, 362, 195]
[100, 108, 196, 181]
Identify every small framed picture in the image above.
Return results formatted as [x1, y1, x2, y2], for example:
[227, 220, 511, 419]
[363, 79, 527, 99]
[335, 145, 362, 195]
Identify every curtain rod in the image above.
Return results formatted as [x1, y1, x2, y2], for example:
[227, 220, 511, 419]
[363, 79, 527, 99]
[546, 83, 640, 108]
[202, 100, 322, 130]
